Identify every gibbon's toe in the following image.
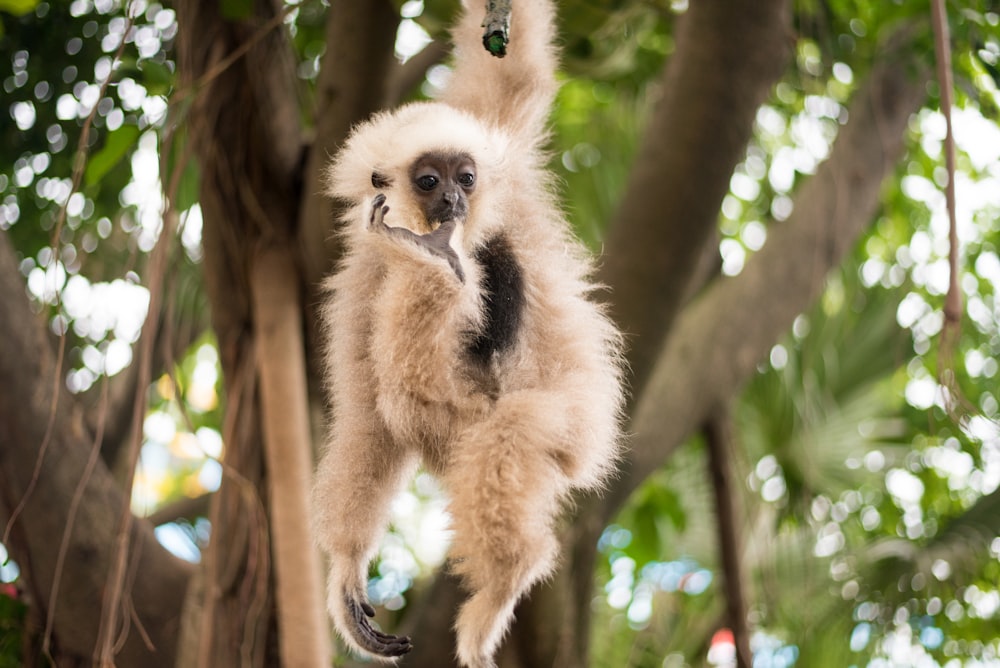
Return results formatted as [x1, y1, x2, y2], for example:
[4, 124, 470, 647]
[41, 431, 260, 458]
[345, 595, 413, 658]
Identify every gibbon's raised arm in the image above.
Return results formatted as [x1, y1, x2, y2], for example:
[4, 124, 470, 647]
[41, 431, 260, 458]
[311, 2, 625, 667]
[443, 0, 558, 150]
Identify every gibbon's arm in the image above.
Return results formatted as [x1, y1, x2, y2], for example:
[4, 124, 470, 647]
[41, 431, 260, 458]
[312, 261, 418, 659]
[443, 0, 558, 147]
[368, 193, 466, 282]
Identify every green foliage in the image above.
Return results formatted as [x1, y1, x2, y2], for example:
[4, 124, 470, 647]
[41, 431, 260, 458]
[0, 588, 26, 668]
[84, 124, 139, 186]
[550, 78, 646, 246]
[560, 0, 674, 85]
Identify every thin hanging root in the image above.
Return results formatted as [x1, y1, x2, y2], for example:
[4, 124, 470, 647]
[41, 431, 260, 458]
[482, 0, 512, 57]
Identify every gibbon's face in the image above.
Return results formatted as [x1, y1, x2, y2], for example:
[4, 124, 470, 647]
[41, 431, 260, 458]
[408, 151, 477, 226]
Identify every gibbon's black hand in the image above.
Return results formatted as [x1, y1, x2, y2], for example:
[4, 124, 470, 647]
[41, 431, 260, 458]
[344, 594, 413, 657]
[368, 193, 391, 231]
[368, 195, 466, 283]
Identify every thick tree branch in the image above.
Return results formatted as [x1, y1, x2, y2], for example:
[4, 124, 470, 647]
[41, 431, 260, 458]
[0, 231, 193, 666]
[616, 39, 929, 513]
[599, 0, 793, 398]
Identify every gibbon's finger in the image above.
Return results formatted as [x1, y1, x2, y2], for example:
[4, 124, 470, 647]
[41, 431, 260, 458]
[375, 208, 390, 228]
[369, 195, 389, 229]
[346, 596, 413, 657]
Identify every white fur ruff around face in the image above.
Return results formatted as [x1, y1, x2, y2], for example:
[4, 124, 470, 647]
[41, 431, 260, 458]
[328, 103, 510, 207]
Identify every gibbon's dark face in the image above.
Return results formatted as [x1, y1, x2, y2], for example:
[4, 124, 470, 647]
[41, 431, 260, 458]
[409, 151, 477, 225]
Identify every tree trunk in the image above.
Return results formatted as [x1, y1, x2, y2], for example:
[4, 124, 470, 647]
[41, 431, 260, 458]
[174, 0, 305, 664]
[250, 244, 331, 667]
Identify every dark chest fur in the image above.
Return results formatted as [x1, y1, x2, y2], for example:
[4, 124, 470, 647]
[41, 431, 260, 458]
[467, 234, 524, 365]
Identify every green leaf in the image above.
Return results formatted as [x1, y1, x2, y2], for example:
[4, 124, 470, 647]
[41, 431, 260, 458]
[140, 59, 175, 97]
[629, 504, 661, 566]
[651, 485, 687, 533]
[84, 125, 141, 187]
[0, 0, 39, 17]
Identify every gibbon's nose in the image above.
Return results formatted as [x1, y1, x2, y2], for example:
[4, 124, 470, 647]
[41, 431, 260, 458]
[443, 190, 459, 206]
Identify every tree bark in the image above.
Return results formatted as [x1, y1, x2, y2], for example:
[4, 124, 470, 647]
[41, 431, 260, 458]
[0, 231, 193, 667]
[250, 244, 331, 667]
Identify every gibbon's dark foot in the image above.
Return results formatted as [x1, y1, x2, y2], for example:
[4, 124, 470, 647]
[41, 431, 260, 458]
[344, 594, 413, 658]
[369, 195, 466, 283]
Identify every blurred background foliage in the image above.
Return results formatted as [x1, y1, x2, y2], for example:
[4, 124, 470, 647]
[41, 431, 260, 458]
[1, 0, 999, 666]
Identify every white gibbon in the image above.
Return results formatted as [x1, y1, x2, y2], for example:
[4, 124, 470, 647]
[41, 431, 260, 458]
[310, 2, 624, 666]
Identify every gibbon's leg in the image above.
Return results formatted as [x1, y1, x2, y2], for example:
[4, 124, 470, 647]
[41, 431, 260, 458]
[444, 390, 574, 668]
[313, 415, 418, 659]
[369, 193, 465, 282]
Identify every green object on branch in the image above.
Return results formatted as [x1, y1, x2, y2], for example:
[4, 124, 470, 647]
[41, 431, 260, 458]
[482, 0, 512, 58]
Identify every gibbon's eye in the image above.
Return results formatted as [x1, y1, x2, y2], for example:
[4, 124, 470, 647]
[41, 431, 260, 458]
[416, 174, 439, 191]
[458, 172, 475, 188]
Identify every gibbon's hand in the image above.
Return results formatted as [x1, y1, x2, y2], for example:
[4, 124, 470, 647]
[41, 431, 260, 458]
[368, 192, 390, 230]
[344, 593, 413, 658]
[368, 194, 466, 283]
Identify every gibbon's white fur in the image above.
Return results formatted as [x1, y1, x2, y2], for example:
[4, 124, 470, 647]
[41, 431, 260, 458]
[311, 2, 624, 667]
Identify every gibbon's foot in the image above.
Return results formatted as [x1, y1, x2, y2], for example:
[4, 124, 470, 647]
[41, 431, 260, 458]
[344, 594, 413, 658]
[369, 194, 466, 283]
